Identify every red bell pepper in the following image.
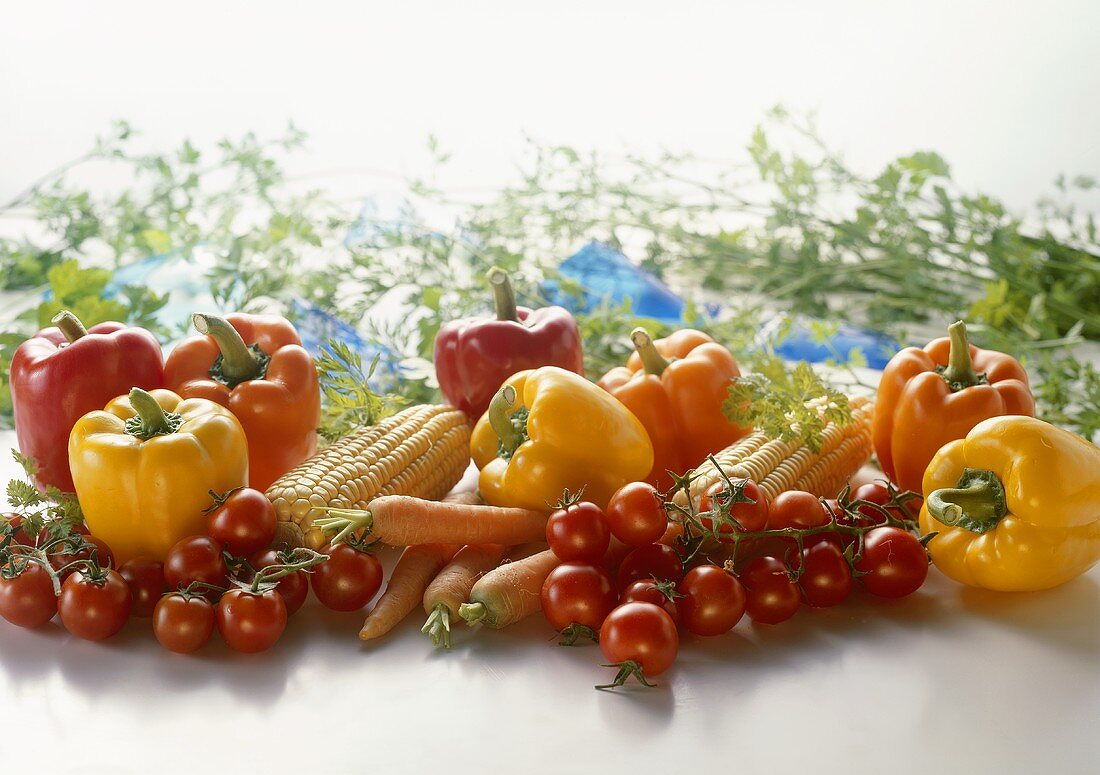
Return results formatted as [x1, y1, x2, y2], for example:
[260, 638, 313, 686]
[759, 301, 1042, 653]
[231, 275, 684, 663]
[10, 311, 165, 492]
[433, 269, 585, 420]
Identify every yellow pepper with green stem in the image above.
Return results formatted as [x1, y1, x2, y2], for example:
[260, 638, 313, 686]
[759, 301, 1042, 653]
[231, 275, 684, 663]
[68, 387, 249, 564]
[919, 415, 1100, 591]
[471, 367, 653, 510]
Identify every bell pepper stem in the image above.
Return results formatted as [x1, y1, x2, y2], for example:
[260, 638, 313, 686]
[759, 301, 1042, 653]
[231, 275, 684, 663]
[52, 310, 88, 343]
[488, 384, 523, 453]
[128, 388, 173, 436]
[631, 327, 671, 375]
[192, 313, 265, 385]
[926, 468, 1008, 534]
[487, 267, 520, 323]
[940, 320, 982, 389]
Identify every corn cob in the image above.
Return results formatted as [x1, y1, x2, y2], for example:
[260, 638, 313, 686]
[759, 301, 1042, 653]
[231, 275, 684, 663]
[266, 404, 471, 549]
[674, 395, 873, 510]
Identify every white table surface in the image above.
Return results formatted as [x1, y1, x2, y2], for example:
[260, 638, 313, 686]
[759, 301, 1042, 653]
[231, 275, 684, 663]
[1, 430, 1097, 775]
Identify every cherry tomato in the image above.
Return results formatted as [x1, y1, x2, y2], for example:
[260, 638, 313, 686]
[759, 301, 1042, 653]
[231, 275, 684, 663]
[849, 483, 922, 528]
[311, 544, 383, 612]
[164, 536, 227, 596]
[58, 570, 132, 640]
[35, 520, 89, 548]
[797, 541, 852, 607]
[540, 563, 618, 631]
[615, 543, 684, 590]
[153, 592, 215, 653]
[605, 482, 666, 547]
[769, 491, 829, 530]
[545, 501, 611, 563]
[599, 602, 679, 677]
[741, 556, 800, 625]
[621, 579, 679, 622]
[0, 561, 57, 628]
[678, 565, 746, 636]
[49, 534, 114, 580]
[216, 587, 287, 653]
[206, 488, 277, 557]
[250, 549, 308, 615]
[854, 527, 928, 598]
[1, 513, 37, 547]
[698, 479, 769, 542]
[118, 558, 166, 618]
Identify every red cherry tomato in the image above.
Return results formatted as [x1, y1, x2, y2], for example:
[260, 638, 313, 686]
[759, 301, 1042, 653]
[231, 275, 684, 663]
[599, 602, 679, 679]
[615, 543, 684, 590]
[698, 478, 769, 542]
[620, 579, 679, 622]
[49, 534, 114, 580]
[35, 520, 89, 548]
[797, 541, 852, 607]
[540, 563, 618, 632]
[216, 587, 287, 653]
[206, 488, 277, 556]
[545, 501, 611, 563]
[769, 491, 829, 530]
[153, 592, 215, 653]
[311, 544, 383, 612]
[678, 565, 746, 636]
[58, 570, 132, 640]
[250, 549, 308, 615]
[741, 556, 800, 625]
[1, 513, 33, 546]
[164, 536, 227, 596]
[854, 527, 928, 598]
[605, 482, 667, 547]
[118, 557, 166, 618]
[0, 561, 58, 628]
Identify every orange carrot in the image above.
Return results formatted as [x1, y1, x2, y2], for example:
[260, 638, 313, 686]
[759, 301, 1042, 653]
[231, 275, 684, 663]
[442, 490, 482, 506]
[421, 543, 509, 648]
[360, 543, 460, 642]
[457, 549, 561, 630]
[315, 495, 547, 547]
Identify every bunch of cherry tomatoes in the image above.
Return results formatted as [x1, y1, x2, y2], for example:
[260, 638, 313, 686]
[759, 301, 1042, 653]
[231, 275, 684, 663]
[539, 478, 929, 688]
[0, 488, 386, 653]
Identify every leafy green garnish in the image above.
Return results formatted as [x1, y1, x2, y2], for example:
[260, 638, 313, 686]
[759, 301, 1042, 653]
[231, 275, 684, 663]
[315, 340, 404, 442]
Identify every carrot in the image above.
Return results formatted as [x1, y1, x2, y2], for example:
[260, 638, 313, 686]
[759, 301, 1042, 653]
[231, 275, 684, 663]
[421, 543, 508, 648]
[314, 495, 547, 547]
[442, 490, 482, 506]
[458, 549, 562, 630]
[359, 543, 460, 642]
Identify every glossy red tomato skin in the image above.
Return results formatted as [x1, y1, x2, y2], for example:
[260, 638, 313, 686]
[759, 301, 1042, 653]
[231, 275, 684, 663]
[216, 588, 287, 653]
[678, 565, 746, 636]
[310, 545, 383, 612]
[769, 491, 830, 530]
[0, 562, 58, 628]
[620, 580, 679, 622]
[741, 556, 801, 625]
[206, 488, 277, 557]
[599, 602, 679, 677]
[153, 593, 215, 653]
[2, 513, 33, 546]
[118, 558, 166, 618]
[797, 542, 853, 607]
[58, 570, 132, 640]
[540, 563, 618, 631]
[605, 482, 667, 547]
[545, 501, 611, 563]
[49, 534, 114, 581]
[698, 479, 770, 542]
[250, 549, 308, 615]
[615, 543, 684, 590]
[854, 527, 928, 598]
[163, 536, 227, 595]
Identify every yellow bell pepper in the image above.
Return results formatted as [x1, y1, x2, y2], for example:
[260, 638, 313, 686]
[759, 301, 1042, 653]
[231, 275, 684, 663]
[919, 415, 1100, 591]
[471, 367, 653, 510]
[68, 387, 249, 564]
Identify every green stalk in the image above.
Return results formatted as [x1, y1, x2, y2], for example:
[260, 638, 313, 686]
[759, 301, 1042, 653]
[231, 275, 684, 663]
[486, 267, 519, 322]
[52, 310, 88, 343]
[630, 327, 671, 375]
[458, 601, 487, 625]
[925, 468, 1008, 534]
[940, 320, 983, 389]
[192, 313, 266, 385]
[488, 385, 523, 457]
[126, 387, 179, 439]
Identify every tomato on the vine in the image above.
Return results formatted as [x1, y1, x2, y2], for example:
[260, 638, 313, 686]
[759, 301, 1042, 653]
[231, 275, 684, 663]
[698, 478, 769, 542]
[620, 579, 679, 622]
[164, 536, 227, 595]
[118, 557, 166, 618]
[540, 562, 617, 632]
[741, 556, 800, 625]
[58, 570, 132, 640]
[545, 501, 611, 563]
[1, 514, 34, 546]
[206, 488, 277, 557]
[153, 592, 215, 653]
[605, 482, 667, 547]
[797, 541, 852, 607]
[854, 527, 928, 598]
[311, 544, 383, 612]
[678, 565, 745, 636]
[216, 587, 287, 653]
[769, 491, 829, 530]
[0, 561, 57, 628]
[615, 543, 683, 590]
[598, 602, 679, 686]
[250, 549, 309, 615]
[49, 534, 114, 580]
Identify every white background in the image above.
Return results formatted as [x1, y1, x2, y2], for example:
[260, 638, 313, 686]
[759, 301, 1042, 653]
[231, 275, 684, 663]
[2, 3, 1099, 774]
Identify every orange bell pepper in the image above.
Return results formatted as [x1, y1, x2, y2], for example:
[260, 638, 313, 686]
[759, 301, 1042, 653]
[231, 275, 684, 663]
[164, 312, 321, 492]
[872, 320, 1034, 494]
[598, 327, 748, 490]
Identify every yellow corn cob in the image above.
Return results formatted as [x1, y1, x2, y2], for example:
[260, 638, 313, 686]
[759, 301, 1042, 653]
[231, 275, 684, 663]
[267, 404, 471, 549]
[674, 395, 873, 510]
